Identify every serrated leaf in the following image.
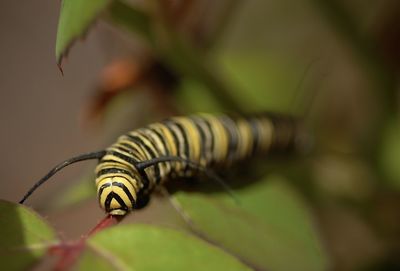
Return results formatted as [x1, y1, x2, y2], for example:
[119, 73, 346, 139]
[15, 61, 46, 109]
[0, 200, 57, 270]
[175, 176, 329, 271]
[56, 0, 111, 63]
[78, 224, 251, 271]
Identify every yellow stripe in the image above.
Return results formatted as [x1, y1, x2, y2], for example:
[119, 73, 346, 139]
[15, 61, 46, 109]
[192, 116, 213, 165]
[203, 114, 229, 163]
[99, 186, 112, 209]
[259, 118, 273, 151]
[149, 123, 178, 157]
[95, 173, 139, 192]
[173, 117, 201, 163]
[114, 178, 137, 202]
[128, 131, 159, 184]
[95, 162, 131, 173]
[118, 137, 147, 160]
[101, 153, 135, 170]
[237, 118, 254, 159]
[139, 128, 170, 179]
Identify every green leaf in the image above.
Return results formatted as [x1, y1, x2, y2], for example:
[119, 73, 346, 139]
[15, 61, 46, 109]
[78, 224, 251, 271]
[0, 200, 57, 270]
[175, 176, 329, 271]
[56, 0, 111, 63]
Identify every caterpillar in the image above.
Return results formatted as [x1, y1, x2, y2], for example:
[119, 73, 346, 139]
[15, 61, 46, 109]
[20, 113, 306, 215]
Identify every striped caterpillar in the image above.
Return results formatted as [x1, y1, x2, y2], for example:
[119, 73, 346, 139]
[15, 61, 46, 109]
[20, 113, 306, 215]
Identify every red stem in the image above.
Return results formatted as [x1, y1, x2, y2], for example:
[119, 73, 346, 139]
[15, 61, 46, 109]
[49, 215, 122, 271]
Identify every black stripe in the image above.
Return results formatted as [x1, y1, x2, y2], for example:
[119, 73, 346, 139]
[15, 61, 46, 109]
[201, 117, 215, 165]
[147, 127, 172, 181]
[191, 118, 206, 163]
[105, 148, 150, 190]
[98, 182, 111, 196]
[192, 116, 213, 164]
[119, 143, 142, 161]
[138, 130, 166, 184]
[112, 181, 135, 208]
[113, 193, 128, 209]
[104, 193, 114, 212]
[116, 145, 135, 155]
[162, 122, 181, 174]
[150, 126, 175, 177]
[96, 168, 134, 179]
[247, 118, 260, 155]
[108, 150, 138, 166]
[104, 192, 128, 213]
[220, 116, 239, 162]
[126, 135, 161, 185]
[98, 159, 121, 164]
[149, 128, 170, 156]
[170, 120, 190, 174]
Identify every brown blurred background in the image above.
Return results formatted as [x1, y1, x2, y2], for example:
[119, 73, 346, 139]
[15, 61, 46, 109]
[0, 1, 107, 202]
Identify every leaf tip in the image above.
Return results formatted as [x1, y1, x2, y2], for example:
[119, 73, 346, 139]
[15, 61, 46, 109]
[57, 61, 65, 76]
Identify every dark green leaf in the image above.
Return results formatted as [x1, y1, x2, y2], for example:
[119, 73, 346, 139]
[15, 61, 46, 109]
[78, 224, 251, 271]
[0, 200, 57, 270]
[175, 176, 329, 271]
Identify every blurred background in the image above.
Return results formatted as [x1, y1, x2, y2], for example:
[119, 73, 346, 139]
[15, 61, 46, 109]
[1, 0, 399, 270]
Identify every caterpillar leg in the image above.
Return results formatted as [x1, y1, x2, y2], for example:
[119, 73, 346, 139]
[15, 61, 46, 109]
[135, 191, 151, 209]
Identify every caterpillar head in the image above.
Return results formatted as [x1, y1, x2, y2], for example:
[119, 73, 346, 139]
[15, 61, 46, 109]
[96, 176, 137, 216]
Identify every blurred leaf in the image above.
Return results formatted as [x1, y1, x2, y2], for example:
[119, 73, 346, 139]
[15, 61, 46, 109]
[107, 0, 153, 44]
[56, 0, 110, 63]
[106, 1, 243, 112]
[175, 78, 225, 113]
[380, 119, 400, 190]
[217, 51, 301, 113]
[78, 224, 251, 271]
[52, 171, 96, 211]
[0, 200, 57, 270]
[175, 176, 329, 271]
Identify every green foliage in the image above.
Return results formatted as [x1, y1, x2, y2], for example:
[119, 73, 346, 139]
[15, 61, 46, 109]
[175, 176, 328, 271]
[79, 225, 251, 271]
[0, 200, 57, 270]
[1, 176, 328, 270]
[56, 0, 110, 62]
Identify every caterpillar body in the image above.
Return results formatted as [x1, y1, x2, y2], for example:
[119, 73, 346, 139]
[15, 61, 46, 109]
[20, 113, 305, 215]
